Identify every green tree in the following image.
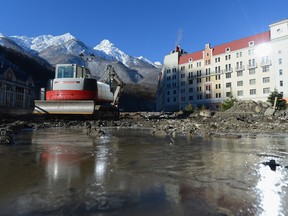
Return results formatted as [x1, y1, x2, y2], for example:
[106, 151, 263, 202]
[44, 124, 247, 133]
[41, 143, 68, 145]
[267, 89, 287, 110]
[220, 96, 237, 111]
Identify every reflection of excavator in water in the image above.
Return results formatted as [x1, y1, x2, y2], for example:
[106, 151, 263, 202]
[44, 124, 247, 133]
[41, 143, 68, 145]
[33, 64, 124, 119]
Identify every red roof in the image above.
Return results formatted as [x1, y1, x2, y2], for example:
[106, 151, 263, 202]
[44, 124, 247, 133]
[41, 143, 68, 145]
[213, 31, 270, 55]
[179, 31, 270, 65]
[179, 50, 202, 64]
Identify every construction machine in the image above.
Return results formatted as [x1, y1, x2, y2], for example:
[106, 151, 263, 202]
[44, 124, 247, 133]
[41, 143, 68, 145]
[33, 64, 124, 119]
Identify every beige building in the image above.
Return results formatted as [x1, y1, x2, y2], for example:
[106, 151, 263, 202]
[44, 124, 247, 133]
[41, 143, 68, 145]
[156, 19, 288, 111]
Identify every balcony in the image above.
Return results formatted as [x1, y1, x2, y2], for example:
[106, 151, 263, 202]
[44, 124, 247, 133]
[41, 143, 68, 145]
[235, 65, 245, 71]
[247, 63, 257, 69]
[224, 68, 233, 73]
[260, 60, 272, 67]
[187, 75, 196, 80]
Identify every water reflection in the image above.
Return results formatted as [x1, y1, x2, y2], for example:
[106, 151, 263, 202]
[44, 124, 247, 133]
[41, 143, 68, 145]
[0, 129, 288, 215]
[257, 163, 288, 216]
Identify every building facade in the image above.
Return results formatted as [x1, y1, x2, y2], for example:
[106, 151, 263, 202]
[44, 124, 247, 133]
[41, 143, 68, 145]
[0, 65, 35, 115]
[156, 19, 288, 112]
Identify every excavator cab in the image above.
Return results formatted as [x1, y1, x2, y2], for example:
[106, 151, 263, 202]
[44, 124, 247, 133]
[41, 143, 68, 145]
[56, 64, 91, 79]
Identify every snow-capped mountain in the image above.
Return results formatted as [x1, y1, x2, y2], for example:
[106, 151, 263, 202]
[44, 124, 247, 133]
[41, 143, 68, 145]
[8, 33, 161, 68]
[10, 33, 76, 53]
[2, 33, 161, 85]
[94, 39, 161, 68]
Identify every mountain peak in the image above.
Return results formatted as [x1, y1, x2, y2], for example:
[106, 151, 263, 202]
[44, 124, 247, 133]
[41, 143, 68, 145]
[98, 39, 114, 48]
[9, 33, 76, 52]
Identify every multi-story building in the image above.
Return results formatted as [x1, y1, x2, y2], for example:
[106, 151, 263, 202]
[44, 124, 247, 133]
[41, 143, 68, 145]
[156, 19, 288, 112]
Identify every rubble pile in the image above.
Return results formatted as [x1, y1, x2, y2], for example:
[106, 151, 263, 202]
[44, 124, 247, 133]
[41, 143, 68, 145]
[2, 100, 288, 145]
[225, 100, 276, 116]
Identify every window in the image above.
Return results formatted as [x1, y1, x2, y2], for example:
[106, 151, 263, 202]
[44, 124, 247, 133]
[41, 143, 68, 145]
[237, 90, 243, 96]
[226, 73, 231, 79]
[226, 92, 232, 97]
[189, 88, 193, 93]
[279, 69, 283, 75]
[248, 59, 256, 67]
[237, 71, 243, 77]
[262, 66, 269, 72]
[250, 89, 256, 95]
[167, 98, 170, 103]
[280, 80, 283, 87]
[263, 77, 270, 83]
[248, 49, 254, 55]
[181, 81, 185, 86]
[167, 91, 170, 95]
[279, 58, 282, 65]
[249, 41, 254, 46]
[197, 78, 201, 83]
[216, 93, 221, 98]
[237, 81, 243, 86]
[189, 58, 193, 62]
[226, 82, 231, 88]
[189, 79, 193, 85]
[181, 73, 185, 78]
[57, 66, 74, 78]
[226, 47, 230, 52]
[173, 90, 176, 94]
[263, 87, 270, 94]
[181, 89, 185, 94]
[249, 79, 256, 85]
[189, 96, 193, 101]
[249, 69, 255, 75]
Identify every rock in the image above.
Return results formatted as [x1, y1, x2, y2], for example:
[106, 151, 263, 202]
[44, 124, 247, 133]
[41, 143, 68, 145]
[264, 108, 275, 116]
[199, 110, 212, 117]
[254, 106, 262, 113]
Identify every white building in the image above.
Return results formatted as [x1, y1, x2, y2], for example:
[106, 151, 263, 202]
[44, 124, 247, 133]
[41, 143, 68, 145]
[156, 19, 288, 112]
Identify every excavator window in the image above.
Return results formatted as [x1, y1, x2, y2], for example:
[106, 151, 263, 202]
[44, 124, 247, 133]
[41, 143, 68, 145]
[57, 66, 74, 78]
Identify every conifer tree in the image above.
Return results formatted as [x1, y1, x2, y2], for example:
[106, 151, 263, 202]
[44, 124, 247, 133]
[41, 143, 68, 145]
[267, 88, 287, 110]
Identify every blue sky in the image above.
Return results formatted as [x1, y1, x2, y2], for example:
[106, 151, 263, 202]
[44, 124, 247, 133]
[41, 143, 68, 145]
[1, 0, 288, 63]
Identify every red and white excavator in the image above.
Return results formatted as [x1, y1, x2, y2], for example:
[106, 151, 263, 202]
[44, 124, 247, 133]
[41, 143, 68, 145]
[33, 64, 124, 118]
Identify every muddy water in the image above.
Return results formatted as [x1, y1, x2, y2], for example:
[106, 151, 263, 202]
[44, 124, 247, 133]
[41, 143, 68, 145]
[0, 128, 288, 216]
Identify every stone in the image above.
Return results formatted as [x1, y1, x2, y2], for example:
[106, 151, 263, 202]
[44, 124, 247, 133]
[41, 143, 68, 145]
[264, 107, 275, 116]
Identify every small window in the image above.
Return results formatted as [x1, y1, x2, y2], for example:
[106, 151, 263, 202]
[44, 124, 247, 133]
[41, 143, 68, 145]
[226, 47, 230, 52]
[189, 58, 192, 62]
[249, 41, 254, 46]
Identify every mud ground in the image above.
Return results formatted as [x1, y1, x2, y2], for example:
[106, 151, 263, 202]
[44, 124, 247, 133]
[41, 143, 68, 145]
[1, 100, 288, 145]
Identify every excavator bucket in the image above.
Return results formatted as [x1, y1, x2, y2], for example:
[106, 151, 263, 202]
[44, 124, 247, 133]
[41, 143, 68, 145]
[33, 100, 95, 115]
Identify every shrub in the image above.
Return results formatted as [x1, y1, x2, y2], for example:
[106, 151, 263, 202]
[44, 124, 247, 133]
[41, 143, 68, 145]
[184, 103, 194, 112]
[220, 96, 237, 111]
